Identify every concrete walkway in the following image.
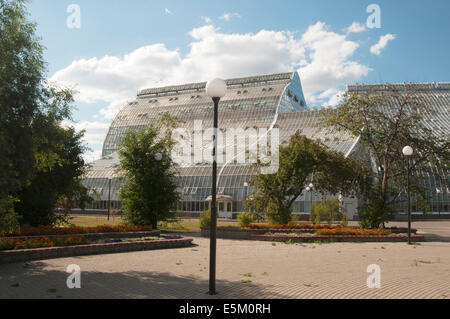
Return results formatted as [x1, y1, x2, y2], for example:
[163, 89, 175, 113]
[385, 221, 450, 242]
[1, 237, 449, 299]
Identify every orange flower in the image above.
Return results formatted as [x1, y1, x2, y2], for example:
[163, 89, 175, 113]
[249, 223, 348, 230]
[315, 227, 392, 236]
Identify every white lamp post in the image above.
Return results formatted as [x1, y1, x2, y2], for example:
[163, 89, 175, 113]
[206, 78, 227, 295]
[306, 185, 313, 214]
[436, 188, 441, 217]
[308, 172, 315, 215]
[243, 182, 249, 200]
[107, 177, 112, 221]
[403, 146, 414, 245]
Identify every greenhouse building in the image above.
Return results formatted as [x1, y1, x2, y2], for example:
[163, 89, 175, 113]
[80, 72, 449, 219]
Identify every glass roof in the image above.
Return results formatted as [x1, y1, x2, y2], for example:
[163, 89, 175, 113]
[84, 76, 449, 204]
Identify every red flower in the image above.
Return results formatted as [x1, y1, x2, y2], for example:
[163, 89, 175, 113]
[0, 236, 87, 251]
[11, 225, 153, 237]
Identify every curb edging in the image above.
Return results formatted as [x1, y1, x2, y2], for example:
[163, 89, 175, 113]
[0, 237, 193, 264]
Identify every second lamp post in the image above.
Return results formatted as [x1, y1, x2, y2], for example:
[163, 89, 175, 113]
[206, 78, 227, 295]
[403, 145, 414, 245]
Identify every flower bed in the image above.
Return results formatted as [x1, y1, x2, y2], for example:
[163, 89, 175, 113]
[315, 228, 392, 236]
[6, 230, 161, 242]
[201, 224, 423, 242]
[0, 236, 87, 251]
[12, 225, 153, 237]
[0, 236, 194, 264]
[249, 234, 425, 243]
[248, 223, 350, 230]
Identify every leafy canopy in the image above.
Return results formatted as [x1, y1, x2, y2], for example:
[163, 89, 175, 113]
[245, 132, 361, 224]
[0, 0, 89, 231]
[321, 87, 449, 227]
[119, 115, 180, 228]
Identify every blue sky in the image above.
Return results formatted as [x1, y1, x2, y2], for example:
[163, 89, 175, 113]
[26, 0, 450, 161]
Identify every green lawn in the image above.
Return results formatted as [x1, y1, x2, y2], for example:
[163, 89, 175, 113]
[67, 215, 238, 233]
[66, 215, 123, 227]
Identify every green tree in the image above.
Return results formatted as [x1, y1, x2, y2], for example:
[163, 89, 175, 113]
[245, 132, 361, 224]
[0, 0, 89, 230]
[0, 0, 45, 229]
[322, 87, 449, 228]
[15, 119, 89, 226]
[119, 116, 179, 228]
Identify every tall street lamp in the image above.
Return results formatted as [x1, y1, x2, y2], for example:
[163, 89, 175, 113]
[403, 145, 414, 245]
[306, 183, 314, 214]
[206, 78, 227, 295]
[107, 177, 112, 221]
[436, 188, 441, 217]
[243, 182, 250, 219]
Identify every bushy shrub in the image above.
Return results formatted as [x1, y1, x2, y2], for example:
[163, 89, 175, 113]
[309, 198, 345, 224]
[265, 202, 292, 225]
[200, 209, 211, 228]
[0, 198, 20, 236]
[309, 204, 321, 224]
[314, 213, 322, 225]
[243, 193, 266, 223]
[358, 200, 395, 229]
[341, 213, 349, 227]
[237, 213, 254, 227]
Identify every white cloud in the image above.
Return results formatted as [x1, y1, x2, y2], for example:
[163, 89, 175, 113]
[318, 88, 339, 100]
[165, 8, 172, 15]
[370, 33, 396, 56]
[298, 22, 371, 100]
[220, 13, 241, 21]
[319, 88, 345, 106]
[346, 22, 366, 33]
[201, 16, 212, 24]
[52, 21, 372, 158]
[52, 44, 183, 119]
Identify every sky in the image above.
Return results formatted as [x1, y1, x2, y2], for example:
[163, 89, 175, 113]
[26, 0, 450, 162]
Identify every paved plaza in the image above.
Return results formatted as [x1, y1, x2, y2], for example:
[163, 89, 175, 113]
[1, 221, 449, 299]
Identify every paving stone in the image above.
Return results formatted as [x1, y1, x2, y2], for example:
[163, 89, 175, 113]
[0, 237, 449, 299]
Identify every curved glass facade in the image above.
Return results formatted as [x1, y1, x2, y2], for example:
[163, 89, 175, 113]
[82, 74, 449, 217]
[348, 83, 450, 216]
